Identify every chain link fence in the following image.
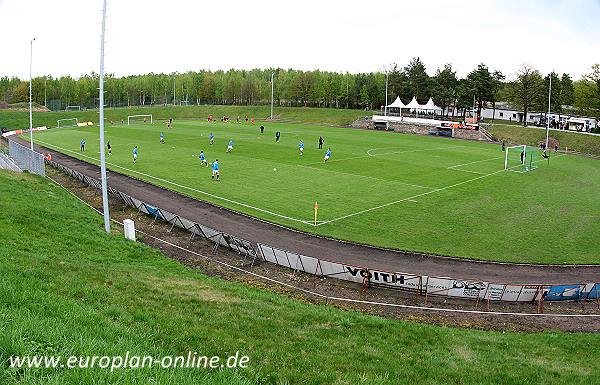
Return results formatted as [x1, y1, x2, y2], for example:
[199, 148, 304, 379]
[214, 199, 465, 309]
[8, 140, 45, 177]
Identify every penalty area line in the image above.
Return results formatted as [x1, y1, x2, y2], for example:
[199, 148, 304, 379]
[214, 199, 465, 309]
[36, 140, 317, 226]
[317, 153, 567, 226]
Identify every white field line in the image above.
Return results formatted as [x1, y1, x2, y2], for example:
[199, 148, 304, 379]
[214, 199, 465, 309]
[297, 164, 434, 191]
[304, 145, 469, 166]
[447, 156, 502, 174]
[447, 156, 503, 169]
[366, 145, 468, 157]
[37, 140, 316, 226]
[316, 154, 566, 226]
[448, 169, 489, 175]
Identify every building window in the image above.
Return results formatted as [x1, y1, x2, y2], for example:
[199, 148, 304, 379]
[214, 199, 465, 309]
[513, 113, 517, 118]
[499, 112, 503, 117]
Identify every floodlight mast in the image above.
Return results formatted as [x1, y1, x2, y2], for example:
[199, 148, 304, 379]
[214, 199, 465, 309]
[545, 74, 552, 150]
[29, 37, 36, 151]
[98, 0, 111, 234]
[270, 72, 274, 120]
[384, 68, 388, 116]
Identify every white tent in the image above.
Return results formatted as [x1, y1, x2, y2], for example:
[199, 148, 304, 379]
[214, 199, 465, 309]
[423, 97, 442, 111]
[405, 96, 423, 109]
[387, 96, 406, 109]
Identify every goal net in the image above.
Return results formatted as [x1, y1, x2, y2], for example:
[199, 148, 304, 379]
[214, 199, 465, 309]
[504, 145, 538, 173]
[65, 105, 81, 111]
[127, 115, 153, 125]
[57, 118, 79, 128]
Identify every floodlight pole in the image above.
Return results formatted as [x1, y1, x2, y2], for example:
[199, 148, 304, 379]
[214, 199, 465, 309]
[384, 71, 388, 116]
[270, 72, 274, 120]
[29, 37, 36, 151]
[98, 0, 111, 234]
[545, 74, 552, 150]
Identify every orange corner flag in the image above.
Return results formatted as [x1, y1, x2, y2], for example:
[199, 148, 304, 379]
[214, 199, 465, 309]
[314, 201, 318, 226]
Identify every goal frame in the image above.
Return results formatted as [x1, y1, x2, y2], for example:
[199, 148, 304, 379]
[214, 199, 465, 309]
[57, 118, 79, 128]
[65, 105, 81, 111]
[127, 114, 153, 125]
[504, 145, 537, 172]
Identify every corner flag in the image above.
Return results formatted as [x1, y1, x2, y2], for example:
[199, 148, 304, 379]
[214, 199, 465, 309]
[314, 201, 318, 226]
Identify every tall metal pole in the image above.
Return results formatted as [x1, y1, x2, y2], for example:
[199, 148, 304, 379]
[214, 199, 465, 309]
[173, 77, 176, 105]
[29, 37, 36, 150]
[44, 77, 47, 107]
[545, 73, 552, 150]
[98, 0, 111, 234]
[384, 71, 388, 116]
[270, 72, 274, 120]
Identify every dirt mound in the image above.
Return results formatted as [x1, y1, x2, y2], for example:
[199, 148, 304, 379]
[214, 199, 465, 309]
[547, 137, 560, 150]
[4, 102, 50, 112]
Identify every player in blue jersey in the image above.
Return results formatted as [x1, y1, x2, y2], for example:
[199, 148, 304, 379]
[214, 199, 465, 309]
[80, 139, 86, 151]
[160, 132, 165, 144]
[209, 132, 214, 145]
[199, 150, 207, 166]
[226, 140, 234, 153]
[299, 140, 304, 156]
[211, 159, 220, 181]
[133, 146, 138, 163]
[324, 147, 331, 163]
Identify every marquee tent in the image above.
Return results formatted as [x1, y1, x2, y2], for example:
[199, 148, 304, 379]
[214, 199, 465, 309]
[387, 96, 406, 109]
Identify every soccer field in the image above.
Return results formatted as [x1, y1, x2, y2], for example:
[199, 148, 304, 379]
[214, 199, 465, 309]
[32, 119, 600, 264]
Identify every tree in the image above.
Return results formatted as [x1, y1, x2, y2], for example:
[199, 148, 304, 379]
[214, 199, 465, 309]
[387, 63, 409, 103]
[489, 70, 505, 121]
[560, 73, 575, 106]
[465, 64, 496, 121]
[359, 84, 370, 108]
[507, 64, 545, 126]
[574, 64, 600, 114]
[543, 71, 562, 118]
[404, 57, 430, 102]
[433, 64, 458, 116]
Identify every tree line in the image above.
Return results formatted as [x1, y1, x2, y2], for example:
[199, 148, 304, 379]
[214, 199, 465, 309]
[1, 58, 599, 125]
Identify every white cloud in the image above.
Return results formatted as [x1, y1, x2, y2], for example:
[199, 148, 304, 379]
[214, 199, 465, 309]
[0, 0, 598, 79]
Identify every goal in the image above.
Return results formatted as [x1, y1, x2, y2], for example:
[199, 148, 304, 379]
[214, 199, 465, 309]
[504, 145, 538, 173]
[57, 118, 79, 128]
[65, 105, 81, 111]
[127, 115, 153, 125]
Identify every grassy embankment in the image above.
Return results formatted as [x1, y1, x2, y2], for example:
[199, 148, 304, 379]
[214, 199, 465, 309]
[1, 170, 600, 384]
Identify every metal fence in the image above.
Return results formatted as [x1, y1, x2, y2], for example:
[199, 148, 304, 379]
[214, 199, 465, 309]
[8, 140, 45, 177]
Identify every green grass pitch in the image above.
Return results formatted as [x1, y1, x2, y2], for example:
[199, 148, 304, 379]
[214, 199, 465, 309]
[32, 118, 600, 264]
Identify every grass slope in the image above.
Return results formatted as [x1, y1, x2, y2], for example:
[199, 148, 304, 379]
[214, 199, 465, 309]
[1, 170, 600, 385]
[32, 119, 600, 264]
[0, 105, 369, 131]
[489, 124, 600, 157]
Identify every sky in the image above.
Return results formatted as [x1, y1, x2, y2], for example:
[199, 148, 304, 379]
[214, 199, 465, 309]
[0, 0, 599, 80]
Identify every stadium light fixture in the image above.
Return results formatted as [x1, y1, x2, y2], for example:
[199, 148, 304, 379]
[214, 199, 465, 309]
[29, 37, 36, 151]
[98, 0, 111, 234]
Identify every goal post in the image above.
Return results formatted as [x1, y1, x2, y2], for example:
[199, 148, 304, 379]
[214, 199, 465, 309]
[504, 145, 538, 173]
[57, 118, 79, 128]
[127, 114, 153, 125]
[65, 105, 81, 111]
